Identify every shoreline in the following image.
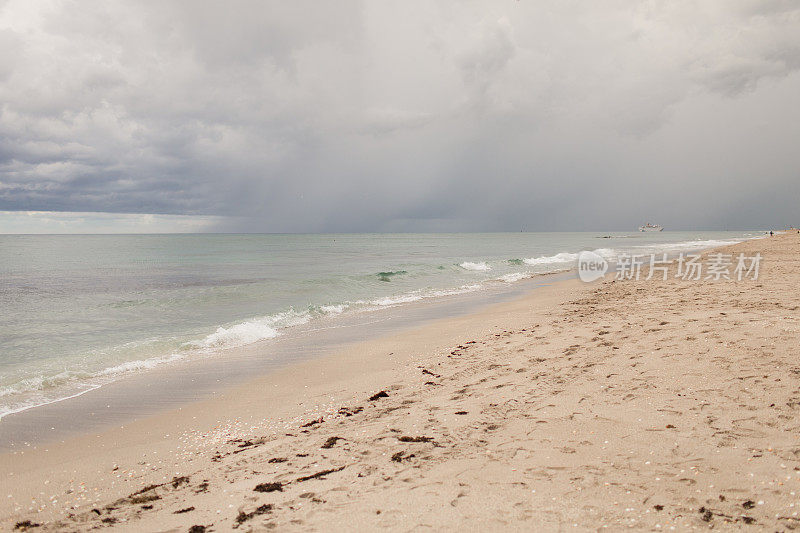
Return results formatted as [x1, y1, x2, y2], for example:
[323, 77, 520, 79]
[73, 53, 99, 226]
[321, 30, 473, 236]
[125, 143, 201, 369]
[0, 270, 573, 451]
[3, 233, 796, 530]
[0, 232, 755, 431]
[0, 233, 755, 443]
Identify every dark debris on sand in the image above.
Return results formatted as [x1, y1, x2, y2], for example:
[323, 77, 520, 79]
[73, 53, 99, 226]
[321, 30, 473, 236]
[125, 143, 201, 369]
[127, 475, 189, 504]
[234, 504, 273, 527]
[253, 482, 283, 493]
[172, 476, 190, 488]
[129, 493, 160, 505]
[321, 436, 343, 448]
[369, 391, 389, 401]
[391, 451, 415, 462]
[131, 484, 160, 496]
[296, 466, 346, 482]
[14, 521, 40, 531]
[398, 436, 433, 443]
[301, 417, 324, 428]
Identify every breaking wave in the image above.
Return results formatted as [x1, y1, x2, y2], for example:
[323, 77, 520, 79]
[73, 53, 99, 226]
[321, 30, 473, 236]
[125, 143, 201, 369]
[496, 272, 529, 283]
[523, 248, 616, 265]
[459, 261, 491, 271]
[523, 252, 579, 265]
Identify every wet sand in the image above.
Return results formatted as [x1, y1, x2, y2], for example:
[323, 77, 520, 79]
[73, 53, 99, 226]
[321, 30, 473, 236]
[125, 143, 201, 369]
[3, 232, 799, 531]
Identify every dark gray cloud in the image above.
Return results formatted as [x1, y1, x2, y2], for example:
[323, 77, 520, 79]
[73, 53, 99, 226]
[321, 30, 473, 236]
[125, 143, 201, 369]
[0, 0, 799, 232]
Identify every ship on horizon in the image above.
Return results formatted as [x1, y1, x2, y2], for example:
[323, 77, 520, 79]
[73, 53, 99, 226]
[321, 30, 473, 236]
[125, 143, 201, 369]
[639, 223, 664, 232]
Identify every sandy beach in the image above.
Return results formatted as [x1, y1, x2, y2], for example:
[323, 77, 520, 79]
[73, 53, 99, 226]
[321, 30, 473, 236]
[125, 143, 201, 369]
[2, 232, 799, 531]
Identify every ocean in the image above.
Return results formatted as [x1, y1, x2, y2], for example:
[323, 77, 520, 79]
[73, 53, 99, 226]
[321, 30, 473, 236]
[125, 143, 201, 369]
[0, 231, 758, 420]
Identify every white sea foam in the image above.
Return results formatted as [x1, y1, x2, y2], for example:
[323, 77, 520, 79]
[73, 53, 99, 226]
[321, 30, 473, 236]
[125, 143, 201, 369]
[318, 304, 348, 315]
[593, 248, 616, 257]
[197, 320, 280, 349]
[460, 261, 491, 271]
[4, 312, 320, 419]
[367, 284, 484, 308]
[0, 370, 89, 399]
[371, 294, 424, 306]
[190, 310, 314, 350]
[96, 352, 186, 376]
[523, 248, 618, 266]
[0, 385, 102, 420]
[0, 310, 317, 419]
[426, 284, 483, 297]
[497, 272, 529, 283]
[0, 353, 188, 420]
[523, 252, 579, 265]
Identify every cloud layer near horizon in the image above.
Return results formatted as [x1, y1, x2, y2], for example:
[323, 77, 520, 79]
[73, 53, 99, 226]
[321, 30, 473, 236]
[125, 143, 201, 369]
[0, 0, 798, 232]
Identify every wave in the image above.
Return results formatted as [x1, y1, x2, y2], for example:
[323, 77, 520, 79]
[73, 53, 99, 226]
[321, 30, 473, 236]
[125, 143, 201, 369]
[317, 304, 348, 315]
[459, 261, 491, 271]
[523, 252, 579, 265]
[0, 369, 91, 400]
[0, 352, 188, 420]
[191, 319, 277, 350]
[0, 306, 347, 420]
[522, 248, 617, 266]
[370, 294, 423, 306]
[96, 352, 186, 376]
[0, 384, 102, 421]
[187, 308, 326, 351]
[362, 284, 484, 307]
[497, 272, 529, 283]
[377, 270, 408, 282]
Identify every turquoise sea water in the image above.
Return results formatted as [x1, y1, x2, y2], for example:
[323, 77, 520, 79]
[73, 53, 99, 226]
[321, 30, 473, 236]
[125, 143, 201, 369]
[0, 231, 759, 418]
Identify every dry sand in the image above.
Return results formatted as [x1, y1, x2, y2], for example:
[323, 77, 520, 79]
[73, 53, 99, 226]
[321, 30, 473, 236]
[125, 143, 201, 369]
[2, 232, 799, 531]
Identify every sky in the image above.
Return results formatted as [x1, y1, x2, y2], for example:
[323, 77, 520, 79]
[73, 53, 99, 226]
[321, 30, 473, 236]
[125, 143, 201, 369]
[0, 0, 798, 233]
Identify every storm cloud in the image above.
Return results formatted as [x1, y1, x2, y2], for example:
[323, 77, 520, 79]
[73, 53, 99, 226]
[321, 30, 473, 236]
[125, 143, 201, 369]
[0, 0, 798, 232]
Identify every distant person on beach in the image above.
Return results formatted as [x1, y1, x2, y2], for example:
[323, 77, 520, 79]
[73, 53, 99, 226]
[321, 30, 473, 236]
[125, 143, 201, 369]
[770, 231, 774, 236]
